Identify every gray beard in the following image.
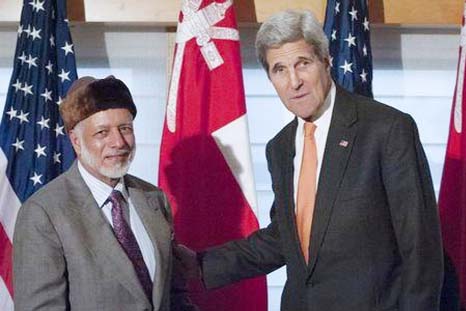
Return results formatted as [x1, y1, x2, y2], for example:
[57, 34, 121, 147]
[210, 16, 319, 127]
[79, 141, 135, 179]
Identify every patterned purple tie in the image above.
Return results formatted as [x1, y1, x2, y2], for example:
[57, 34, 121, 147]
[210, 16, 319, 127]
[109, 190, 153, 302]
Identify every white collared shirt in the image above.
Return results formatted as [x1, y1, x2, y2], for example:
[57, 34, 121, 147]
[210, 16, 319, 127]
[293, 82, 336, 204]
[78, 161, 156, 280]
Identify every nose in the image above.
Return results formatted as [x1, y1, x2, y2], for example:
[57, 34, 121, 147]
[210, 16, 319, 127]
[289, 69, 303, 90]
[109, 129, 127, 148]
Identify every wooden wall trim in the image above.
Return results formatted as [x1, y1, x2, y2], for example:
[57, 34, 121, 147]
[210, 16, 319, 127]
[0, 0, 462, 25]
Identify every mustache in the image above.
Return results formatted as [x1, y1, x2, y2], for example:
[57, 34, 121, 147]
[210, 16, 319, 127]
[106, 148, 134, 157]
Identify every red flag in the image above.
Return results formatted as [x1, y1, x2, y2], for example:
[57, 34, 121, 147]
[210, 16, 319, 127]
[158, 1, 267, 310]
[439, 1, 466, 308]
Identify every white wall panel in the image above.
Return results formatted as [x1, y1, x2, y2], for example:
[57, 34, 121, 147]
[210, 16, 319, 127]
[267, 286, 284, 311]
[130, 143, 161, 185]
[246, 96, 289, 143]
[376, 96, 451, 144]
[243, 69, 276, 95]
[256, 190, 273, 225]
[424, 144, 449, 193]
[250, 144, 269, 190]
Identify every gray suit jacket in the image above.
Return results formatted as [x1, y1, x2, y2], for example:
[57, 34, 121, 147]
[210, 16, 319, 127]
[201, 86, 443, 311]
[13, 162, 195, 311]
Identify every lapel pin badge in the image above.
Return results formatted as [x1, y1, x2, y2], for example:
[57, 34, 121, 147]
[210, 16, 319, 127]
[339, 140, 349, 147]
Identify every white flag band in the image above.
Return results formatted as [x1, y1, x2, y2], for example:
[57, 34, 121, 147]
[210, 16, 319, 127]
[167, 0, 238, 133]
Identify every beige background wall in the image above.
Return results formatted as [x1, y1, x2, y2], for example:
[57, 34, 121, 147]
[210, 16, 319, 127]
[0, 0, 463, 24]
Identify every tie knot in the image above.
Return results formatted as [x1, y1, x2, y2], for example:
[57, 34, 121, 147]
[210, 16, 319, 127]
[109, 190, 124, 204]
[304, 122, 316, 137]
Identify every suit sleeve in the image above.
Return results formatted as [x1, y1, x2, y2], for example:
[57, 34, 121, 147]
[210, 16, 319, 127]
[200, 211, 285, 289]
[381, 113, 443, 311]
[13, 201, 69, 311]
[200, 142, 285, 289]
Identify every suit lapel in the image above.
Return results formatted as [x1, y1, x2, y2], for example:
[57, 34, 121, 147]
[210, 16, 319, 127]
[128, 186, 172, 311]
[307, 87, 358, 275]
[65, 163, 150, 305]
[273, 119, 310, 271]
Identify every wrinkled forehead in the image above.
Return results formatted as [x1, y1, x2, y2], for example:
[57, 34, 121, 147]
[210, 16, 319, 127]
[76, 108, 134, 130]
[266, 40, 319, 64]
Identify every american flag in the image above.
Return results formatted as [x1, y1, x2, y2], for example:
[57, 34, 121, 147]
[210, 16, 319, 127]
[323, 0, 373, 97]
[0, 0, 77, 309]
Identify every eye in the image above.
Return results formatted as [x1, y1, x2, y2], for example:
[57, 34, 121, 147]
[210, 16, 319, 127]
[297, 59, 311, 68]
[271, 65, 286, 76]
[120, 125, 133, 134]
[94, 129, 108, 138]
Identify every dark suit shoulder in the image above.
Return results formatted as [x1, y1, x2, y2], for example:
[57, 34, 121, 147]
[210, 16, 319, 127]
[331, 88, 417, 147]
[359, 99, 417, 141]
[335, 88, 420, 159]
[341, 87, 410, 123]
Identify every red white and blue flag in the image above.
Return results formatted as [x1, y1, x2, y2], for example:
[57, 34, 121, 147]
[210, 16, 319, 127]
[323, 0, 373, 97]
[158, 0, 267, 310]
[0, 0, 77, 309]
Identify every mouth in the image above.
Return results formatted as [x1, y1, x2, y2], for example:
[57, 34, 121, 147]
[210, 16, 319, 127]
[290, 93, 309, 100]
[105, 150, 131, 161]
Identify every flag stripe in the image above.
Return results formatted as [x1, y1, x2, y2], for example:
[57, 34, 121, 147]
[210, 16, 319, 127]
[0, 153, 21, 241]
[0, 225, 13, 296]
[211, 114, 258, 216]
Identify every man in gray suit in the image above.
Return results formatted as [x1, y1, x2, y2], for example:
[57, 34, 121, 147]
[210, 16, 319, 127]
[177, 9, 444, 311]
[13, 76, 196, 310]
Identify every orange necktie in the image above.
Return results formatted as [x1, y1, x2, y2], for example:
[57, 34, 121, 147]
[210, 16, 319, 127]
[296, 122, 317, 263]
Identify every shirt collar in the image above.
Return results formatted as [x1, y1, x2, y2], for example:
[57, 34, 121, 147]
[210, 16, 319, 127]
[77, 161, 128, 208]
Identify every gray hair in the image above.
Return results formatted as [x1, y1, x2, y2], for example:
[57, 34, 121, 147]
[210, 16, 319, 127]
[255, 9, 329, 72]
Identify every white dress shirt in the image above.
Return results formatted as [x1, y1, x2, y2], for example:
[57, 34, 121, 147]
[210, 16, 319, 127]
[293, 82, 336, 205]
[78, 161, 156, 280]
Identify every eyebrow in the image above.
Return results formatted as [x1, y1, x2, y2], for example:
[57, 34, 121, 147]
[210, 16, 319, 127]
[270, 55, 316, 73]
[296, 55, 315, 62]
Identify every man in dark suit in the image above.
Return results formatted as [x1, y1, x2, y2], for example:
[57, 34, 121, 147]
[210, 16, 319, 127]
[176, 9, 443, 310]
[13, 76, 196, 310]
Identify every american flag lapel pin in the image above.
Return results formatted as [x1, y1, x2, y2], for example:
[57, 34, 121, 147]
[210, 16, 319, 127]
[339, 140, 349, 147]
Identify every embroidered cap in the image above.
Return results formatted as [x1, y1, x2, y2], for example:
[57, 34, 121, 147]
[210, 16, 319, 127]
[59, 75, 137, 132]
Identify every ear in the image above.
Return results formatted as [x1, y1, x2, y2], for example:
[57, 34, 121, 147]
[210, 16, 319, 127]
[68, 129, 81, 156]
[324, 56, 331, 72]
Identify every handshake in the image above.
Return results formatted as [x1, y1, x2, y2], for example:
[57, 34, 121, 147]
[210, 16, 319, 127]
[173, 244, 203, 279]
